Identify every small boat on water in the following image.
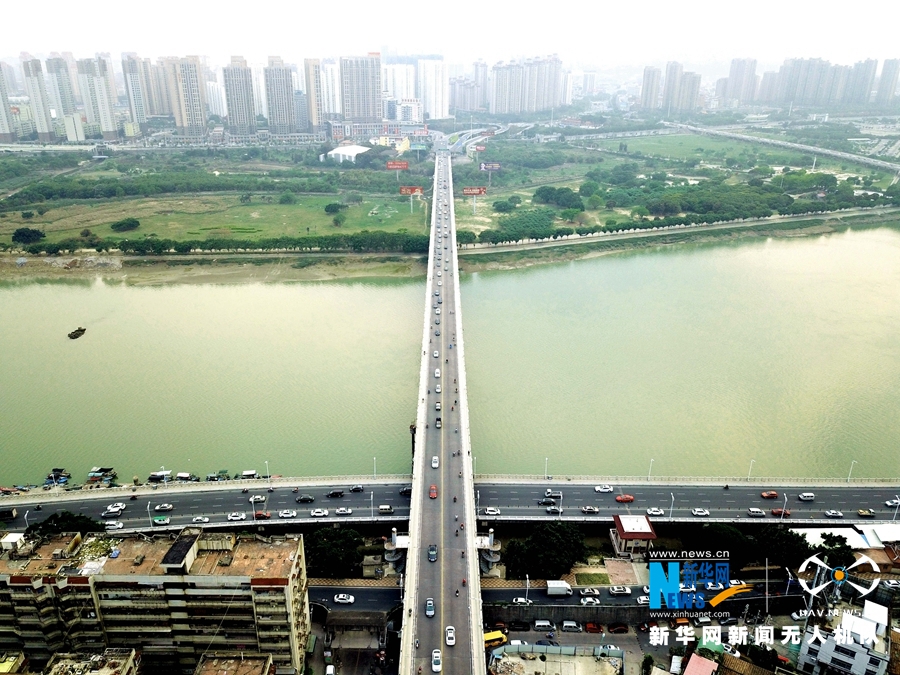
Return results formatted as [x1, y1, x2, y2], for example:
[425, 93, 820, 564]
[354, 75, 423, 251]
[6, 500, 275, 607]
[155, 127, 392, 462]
[47, 468, 70, 479]
[87, 467, 117, 484]
[68, 327, 86, 339]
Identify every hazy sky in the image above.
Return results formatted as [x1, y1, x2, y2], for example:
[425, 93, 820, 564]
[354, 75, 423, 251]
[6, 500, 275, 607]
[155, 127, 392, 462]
[6, 0, 900, 75]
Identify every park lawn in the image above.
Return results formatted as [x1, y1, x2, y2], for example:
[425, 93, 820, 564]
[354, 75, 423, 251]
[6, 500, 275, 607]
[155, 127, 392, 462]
[1, 194, 430, 245]
[574, 572, 610, 586]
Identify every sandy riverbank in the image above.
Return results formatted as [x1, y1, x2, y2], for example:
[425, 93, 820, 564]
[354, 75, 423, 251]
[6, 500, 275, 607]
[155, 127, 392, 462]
[2, 211, 897, 283]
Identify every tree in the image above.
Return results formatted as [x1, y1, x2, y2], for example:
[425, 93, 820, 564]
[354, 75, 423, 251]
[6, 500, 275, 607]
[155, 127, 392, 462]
[587, 194, 603, 210]
[816, 532, 855, 568]
[456, 230, 477, 245]
[642, 655, 655, 675]
[305, 528, 364, 578]
[25, 511, 104, 539]
[533, 186, 558, 204]
[508, 195, 522, 206]
[493, 200, 514, 213]
[110, 217, 140, 232]
[503, 521, 587, 580]
[756, 525, 812, 569]
[12, 227, 46, 244]
[21, 211, 34, 219]
[332, 212, 347, 227]
[560, 208, 581, 222]
[579, 180, 600, 197]
[325, 203, 346, 214]
[239, 193, 252, 204]
[278, 191, 297, 204]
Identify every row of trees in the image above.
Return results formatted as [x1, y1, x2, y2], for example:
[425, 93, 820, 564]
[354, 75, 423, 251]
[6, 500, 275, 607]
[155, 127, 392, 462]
[14, 230, 430, 255]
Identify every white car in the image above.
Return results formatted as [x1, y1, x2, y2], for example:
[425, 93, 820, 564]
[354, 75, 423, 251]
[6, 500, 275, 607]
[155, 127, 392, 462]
[646, 507, 665, 516]
[723, 644, 740, 656]
[104, 521, 124, 530]
[154, 503, 174, 512]
[594, 485, 614, 493]
[706, 582, 725, 591]
[432, 456, 439, 469]
[582, 506, 599, 514]
[609, 586, 632, 596]
[445, 626, 455, 646]
[335, 507, 353, 515]
[729, 579, 746, 587]
[511, 597, 533, 605]
[311, 508, 329, 517]
[433, 351, 439, 358]
[484, 507, 501, 516]
[278, 510, 297, 518]
[680, 584, 697, 593]
[581, 597, 600, 606]
[692, 508, 710, 517]
[249, 495, 265, 503]
[333, 593, 355, 604]
[637, 595, 650, 605]
[192, 516, 209, 523]
[108, 502, 127, 511]
[886, 498, 900, 508]
[435, 384, 441, 393]
[227, 512, 246, 521]
[824, 510, 844, 518]
[580, 587, 600, 596]
[431, 649, 442, 673]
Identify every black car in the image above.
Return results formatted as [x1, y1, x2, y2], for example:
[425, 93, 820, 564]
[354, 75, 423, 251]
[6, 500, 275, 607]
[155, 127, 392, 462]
[537, 498, 556, 506]
[349, 485, 364, 493]
[536, 640, 559, 647]
[509, 621, 531, 632]
[399, 486, 413, 496]
[326, 489, 344, 498]
[718, 616, 738, 626]
[296, 494, 315, 503]
[427, 544, 438, 562]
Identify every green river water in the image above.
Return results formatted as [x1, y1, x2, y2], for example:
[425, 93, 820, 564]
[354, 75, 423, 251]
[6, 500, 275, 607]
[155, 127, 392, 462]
[1, 227, 899, 485]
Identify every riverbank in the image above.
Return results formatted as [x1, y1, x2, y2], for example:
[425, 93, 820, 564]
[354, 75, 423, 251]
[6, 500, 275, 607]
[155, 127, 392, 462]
[2, 208, 898, 283]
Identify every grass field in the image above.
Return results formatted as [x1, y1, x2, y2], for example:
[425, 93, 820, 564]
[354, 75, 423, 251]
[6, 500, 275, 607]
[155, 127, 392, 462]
[574, 573, 610, 585]
[0, 193, 431, 245]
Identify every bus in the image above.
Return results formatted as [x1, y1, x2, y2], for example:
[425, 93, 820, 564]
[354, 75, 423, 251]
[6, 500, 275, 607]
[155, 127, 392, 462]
[483, 631, 507, 649]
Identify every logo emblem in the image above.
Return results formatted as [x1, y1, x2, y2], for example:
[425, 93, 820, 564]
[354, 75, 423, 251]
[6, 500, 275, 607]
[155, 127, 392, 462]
[798, 554, 880, 598]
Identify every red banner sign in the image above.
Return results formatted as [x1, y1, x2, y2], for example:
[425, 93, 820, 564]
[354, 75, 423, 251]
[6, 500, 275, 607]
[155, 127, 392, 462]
[386, 161, 409, 170]
[462, 187, 487, 196]
[475, 145, 486, 151]
[400, 186, 424, 195]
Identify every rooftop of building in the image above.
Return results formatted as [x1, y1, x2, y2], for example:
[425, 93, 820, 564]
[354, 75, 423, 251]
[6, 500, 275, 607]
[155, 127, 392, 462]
[812, 600, 890, 655]
[44, 649, 136, 675]
[613, 514, 657, 540]
[194, 653, 273, 675]
[0, 530, 300, 580]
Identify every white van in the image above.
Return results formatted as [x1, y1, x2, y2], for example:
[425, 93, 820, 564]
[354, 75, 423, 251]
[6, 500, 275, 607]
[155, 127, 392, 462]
[561, 621, 583, 632]
[692, 616, 712, 628]
[799, 493, 815, 501]
[747, 507, 765, 517]
[533, 620, 555, 632]
[378, 505, 394, 514]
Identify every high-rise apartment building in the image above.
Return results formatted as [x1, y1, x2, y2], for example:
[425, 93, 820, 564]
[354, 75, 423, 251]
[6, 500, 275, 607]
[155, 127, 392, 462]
[0, 529, 311, 673]
[449, 77, 479, 112]
[95, 53, 119, 103]
[0, 66, 16, 142]
[162, 56, 207, 137]
[382, 63, 416, 100]
[264, 56, 296, 134]
[726, 58, 757, 104]
[21, 59, 55, 142]
[876, 59, 900, 106]
[489, 56, 563, 115]
[0, 61, 20, 95]
[677, 72, 702, 111]
[77, 58, 118, 140]
[320, 60, 342, 118]
[844, 59, 877, 105]
[417, 58, 448, 119]
[340, 54, 382, 123]
[640, 66, 661, 109]
[122, 55, 149, 132]
[662, 61, 683, 114]
[223, 56, 257, 136]
[45, 57, 76, 117]
[303, 59, 324, 132]
[472, 60, 489, 109]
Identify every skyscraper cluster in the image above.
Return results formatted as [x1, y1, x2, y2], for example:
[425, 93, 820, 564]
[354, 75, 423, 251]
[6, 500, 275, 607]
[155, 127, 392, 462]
[448, 57, 569, 115]
[640, 57, 900, 111]
[0, 50, 455, 144]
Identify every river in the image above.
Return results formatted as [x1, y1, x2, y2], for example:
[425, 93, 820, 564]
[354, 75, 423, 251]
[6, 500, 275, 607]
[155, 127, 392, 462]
[2, 226, 899, 485]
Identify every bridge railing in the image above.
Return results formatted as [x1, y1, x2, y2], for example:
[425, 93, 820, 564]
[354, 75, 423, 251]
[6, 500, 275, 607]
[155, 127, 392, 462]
[472, 474, 900, 486]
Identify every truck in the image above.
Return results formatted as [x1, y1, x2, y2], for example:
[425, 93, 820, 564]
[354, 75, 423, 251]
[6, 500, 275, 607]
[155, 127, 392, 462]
[0, 508, 18, 522]
[546, 580, 573, 596]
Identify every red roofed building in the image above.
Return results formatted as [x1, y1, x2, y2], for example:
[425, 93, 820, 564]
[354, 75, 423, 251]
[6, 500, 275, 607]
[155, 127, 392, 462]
[610, 514, 658, 559]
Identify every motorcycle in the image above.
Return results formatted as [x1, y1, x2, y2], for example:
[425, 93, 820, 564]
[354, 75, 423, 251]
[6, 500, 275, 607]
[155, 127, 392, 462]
[461, 551, 465, 558]
[462, 578, 466, 586]
[455, 589, 459, 597]
[242, 488, 249, 494]
[453, 496, 457, 502]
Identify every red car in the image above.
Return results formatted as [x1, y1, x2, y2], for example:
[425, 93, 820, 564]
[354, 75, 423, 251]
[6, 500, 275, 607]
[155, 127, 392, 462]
[771, 508, 791, 517]
[585, 622, 604, 634]
[254, 511, 271, 520]
[761, 491, 778, 499]
[615, 494, 635, 503]
[429, 484, 438, 499]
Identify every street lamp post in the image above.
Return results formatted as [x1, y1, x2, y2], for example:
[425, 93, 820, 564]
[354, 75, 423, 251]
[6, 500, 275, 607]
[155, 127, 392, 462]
[370, 492, 374, 519]
[147, 501, 151, 526]
[265, 460, 270, 489]
[670, 493, 675, 521]
[525, 575, 529, 604]
[648, 459, 654, 481]
[748, 459, 755, 481]
[893, 496, 899, 521]
[847, 460, 857, 483]
[544, 457, 548, 480]
[160, 466, 167, 489]
[373, 457, 377, 480]
[781, 493, 787, 521]
[24, 510, 29, 529]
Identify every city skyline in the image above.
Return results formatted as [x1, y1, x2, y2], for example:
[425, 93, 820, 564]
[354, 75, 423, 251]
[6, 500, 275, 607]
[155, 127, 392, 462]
[4, 0, 900, 73]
